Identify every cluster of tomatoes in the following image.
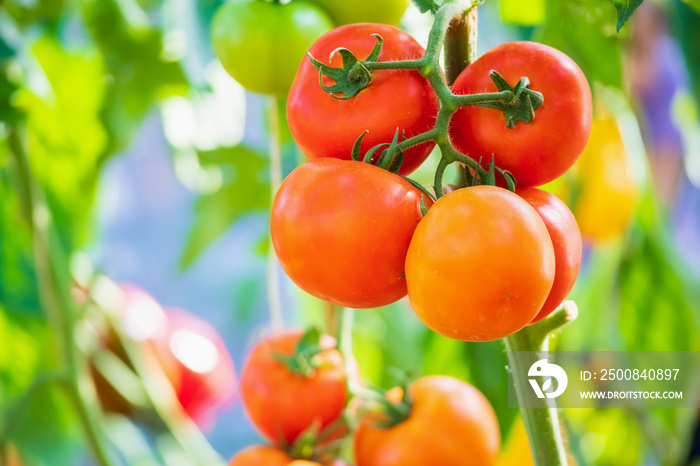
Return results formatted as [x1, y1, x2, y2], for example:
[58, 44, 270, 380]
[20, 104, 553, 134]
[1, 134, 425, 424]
[232, 328, 500, 465]
[213, 0, 594, 463]
[270, 22, 590, 342]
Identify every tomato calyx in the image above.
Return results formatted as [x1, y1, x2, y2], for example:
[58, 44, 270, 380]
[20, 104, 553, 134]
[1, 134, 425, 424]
[307, 34, 384, 99]
[287, 416, 348, 463]
[459, 155, 517, 191]
[358, 374, 413, 429]
[272, 328, 329, 377]
[466, 70, 544, 128]
[348, 128, 435, 211]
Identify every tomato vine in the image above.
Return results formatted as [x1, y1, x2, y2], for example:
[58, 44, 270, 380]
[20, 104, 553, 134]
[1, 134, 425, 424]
[307, 0, 544, 197]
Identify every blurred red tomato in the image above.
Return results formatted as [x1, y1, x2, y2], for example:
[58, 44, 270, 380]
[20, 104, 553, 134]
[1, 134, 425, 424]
[158, 308, 237, 424]
[93, 285, 236, 425]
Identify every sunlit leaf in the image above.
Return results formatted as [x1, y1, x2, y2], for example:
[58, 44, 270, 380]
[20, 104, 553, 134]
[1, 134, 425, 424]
[537, 0, 623, 88]
[180, 145, 269, 268]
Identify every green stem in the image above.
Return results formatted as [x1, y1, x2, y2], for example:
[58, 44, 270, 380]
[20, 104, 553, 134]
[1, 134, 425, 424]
[504, 301, 578, 466]
[338, 308, 363, 395]
[267, 96, 284, 332]
[434, 156, 448, 199]
[323, 302, 340, 340]
[8, 129, 114, 466]
[364, 59, 426, 71]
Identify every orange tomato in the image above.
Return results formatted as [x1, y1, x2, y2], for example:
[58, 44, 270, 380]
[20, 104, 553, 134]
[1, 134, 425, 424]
[405, 186, 555, 341]
[354, 376, 500, 466]
[229, 446, 295, 466]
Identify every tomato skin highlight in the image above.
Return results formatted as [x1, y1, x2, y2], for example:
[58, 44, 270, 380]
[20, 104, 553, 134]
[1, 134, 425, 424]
[211, 0, 332, 96]
[517, 188, 582, 323]
[354, 376, 500, 466]
[271, 158, 431, 309]
[287, 24, 438, 175]
[450, 41, 592, 187]
[405, 186, 555, 341]
[157, 308, 238, 423]
[240, 329, 347, 445]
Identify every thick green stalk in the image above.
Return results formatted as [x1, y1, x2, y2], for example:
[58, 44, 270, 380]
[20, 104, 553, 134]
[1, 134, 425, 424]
[504, 302, 578, 466]
[444, 6, 478, 85]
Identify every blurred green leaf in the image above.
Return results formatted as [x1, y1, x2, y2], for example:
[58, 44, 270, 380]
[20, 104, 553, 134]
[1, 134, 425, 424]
[618, 228, 700, 352]
[14, 36, 106, 249]
[537, 0, 623, 88]
[682, 0, 700, 13]
[82, 0, 188, 158]
[500, 0, 547, 26]
[611, 0, 643, 32]
[180, 145, 269, 268]
[10, 382, 83, 465]
[2, 0, 65, 28]
[671, 1, 700, 111]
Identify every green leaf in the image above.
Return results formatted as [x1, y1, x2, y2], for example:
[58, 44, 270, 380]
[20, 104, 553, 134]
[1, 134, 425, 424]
[682, 0, 700, 13]
[537, 0, 623, 88]
[82, 0, 188, 158]
[412, 0, 441, 14]
[611, 0, 644, 32]
[180, 146, 269, 269]
[14, 36, 107, 250]
[500, 0, 547, 26]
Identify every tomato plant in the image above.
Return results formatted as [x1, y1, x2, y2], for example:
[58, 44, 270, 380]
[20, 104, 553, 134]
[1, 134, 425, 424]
[304, 0, 410, 26]
[450, 41, 592, 187]
[405, 186, 555, 341]
[271, 158, 430, 309]
[354, 376, 500, 466]
[211, 0, 332, 96]
[287, 23, 438, 175]
[517, 188, 582, 323]
[239, 329, 347, 445]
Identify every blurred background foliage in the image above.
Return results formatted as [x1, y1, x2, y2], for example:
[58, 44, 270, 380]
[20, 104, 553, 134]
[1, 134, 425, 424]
[1, 0, 700, 465]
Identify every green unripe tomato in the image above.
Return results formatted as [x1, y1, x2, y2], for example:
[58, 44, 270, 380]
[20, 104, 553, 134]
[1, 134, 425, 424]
[211, 0, 333, 96]
[306, 0, 410, 26]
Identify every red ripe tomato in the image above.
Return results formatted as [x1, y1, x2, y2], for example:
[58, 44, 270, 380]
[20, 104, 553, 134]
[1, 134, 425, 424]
[157, 308, 237, 424]
[516, 188, 582, 323]
[450, 41, 592, 187]
[228, 446, 293, 466]
[287, 23, 438, 176]
[271, 158, 431, 309]
[354, 376, 500, 466]
[240, 329, 347, 445]
[405, 186, 555, 341]
[93, 286, 237, 425]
